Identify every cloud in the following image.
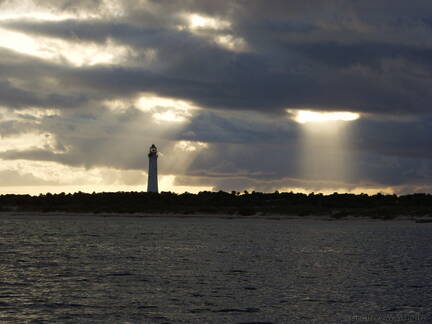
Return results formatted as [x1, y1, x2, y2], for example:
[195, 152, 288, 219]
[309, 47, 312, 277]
[0, 120, 38, 137]
[0, 169, 57, 186]
[3, 1, 432, 114]
[0, 102, 431, 193]
[0, 0, 432, 193]
[0, 80, 88, 109]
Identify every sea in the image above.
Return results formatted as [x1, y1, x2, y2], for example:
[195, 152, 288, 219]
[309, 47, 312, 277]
[0, 214, 431, 323]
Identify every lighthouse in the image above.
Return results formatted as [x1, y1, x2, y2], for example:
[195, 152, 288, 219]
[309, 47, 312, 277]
[147, 144, 158, 193]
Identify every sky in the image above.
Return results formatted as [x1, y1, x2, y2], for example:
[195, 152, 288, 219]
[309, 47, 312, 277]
[0, 0, 431, 195]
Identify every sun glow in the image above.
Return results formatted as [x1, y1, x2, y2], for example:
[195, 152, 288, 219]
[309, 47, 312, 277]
[189, 14, 230, 30]
[0, 27, 130, 66]
[292, 110, 360, 124]
[215, 35, 247, 52]
[135, 94, 199, 123]
[185, 13, 246, 52]
[175, 141, 208, 152]
[0, 133, 53, 152]
[0, 0, 123, 21]
[153, 111, 187, 123]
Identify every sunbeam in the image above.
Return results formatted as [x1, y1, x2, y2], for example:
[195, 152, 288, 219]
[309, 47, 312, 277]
[290, 109, 360, 190]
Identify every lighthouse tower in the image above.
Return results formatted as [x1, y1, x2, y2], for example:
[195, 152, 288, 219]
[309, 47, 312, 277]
[147, 144, 158, 193]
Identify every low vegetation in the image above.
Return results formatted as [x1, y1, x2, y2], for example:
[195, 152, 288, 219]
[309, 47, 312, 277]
[1, 191, 432, 219]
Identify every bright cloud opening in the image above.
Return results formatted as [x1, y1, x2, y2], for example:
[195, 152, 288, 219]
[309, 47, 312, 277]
[0, 0, 123, 21]
[15, 108, 61, 119]
[291, 110, 360, 124]
[153, 111, 187, 123]
[215, 35, 247, 52]
[0, 27, 130, 66]
[136, 94, 200, 123]
[136, 95, 196, 112]
[188, 14, 231, 30]
[175, 141, 208, 152]
[184, 13, 247, 52]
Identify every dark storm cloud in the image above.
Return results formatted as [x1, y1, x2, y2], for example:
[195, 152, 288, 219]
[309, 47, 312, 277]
[285, 42, 432, 69]
[1, 0, 432, 192]
[0, 148, 93, 168]
[178, 111, 300, 144]
[174, 140, 432, 193]
[3, 6, 432, 114]
[2, 44, 427, 115]
[0, 80, 88, 109]
[352, 117, 432, 160]
[0, 48, 92, 110]
[2, 20, 154, 43]
[2, 0, 432, 114]
[171, 112, 432, 191]
[0, 80, 42, 108]
[2, 105, 430, 192]
[181, 112, 432, 162]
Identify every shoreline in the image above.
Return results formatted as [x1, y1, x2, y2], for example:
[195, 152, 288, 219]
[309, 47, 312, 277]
[0, 211, 427, 222]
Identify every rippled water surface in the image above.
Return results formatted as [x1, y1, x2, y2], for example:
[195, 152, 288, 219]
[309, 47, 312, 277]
[1, 215, 431, 323]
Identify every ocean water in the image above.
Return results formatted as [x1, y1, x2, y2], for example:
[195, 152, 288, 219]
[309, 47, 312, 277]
[0, 215, 431, 324]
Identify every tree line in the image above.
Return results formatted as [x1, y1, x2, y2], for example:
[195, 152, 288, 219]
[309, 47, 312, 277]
[1, 191, 431, 219]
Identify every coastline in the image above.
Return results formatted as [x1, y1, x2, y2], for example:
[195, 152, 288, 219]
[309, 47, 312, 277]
[0, 211, 425, 222]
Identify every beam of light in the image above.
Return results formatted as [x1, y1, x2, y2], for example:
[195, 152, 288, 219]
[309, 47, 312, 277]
[104, 97, 208, 191]
[288, 109, 360, 188]
[293, 110, 360, 124]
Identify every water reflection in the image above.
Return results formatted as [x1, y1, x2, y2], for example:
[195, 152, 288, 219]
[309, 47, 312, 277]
[0, 216, 431, 323]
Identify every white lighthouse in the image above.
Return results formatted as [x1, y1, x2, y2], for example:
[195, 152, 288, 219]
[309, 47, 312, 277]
[147, 144, 158, 193]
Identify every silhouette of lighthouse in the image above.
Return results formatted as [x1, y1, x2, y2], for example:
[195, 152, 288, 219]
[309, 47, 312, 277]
[147, 144, 158, 193]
